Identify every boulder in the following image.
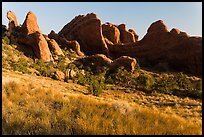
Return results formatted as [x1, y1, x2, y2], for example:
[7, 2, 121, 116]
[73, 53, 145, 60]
[47, 39, 65, 56]
[110, 56, 137, 72]
[69, 69, 77, 79]
[102, 22, 120, 44]
[48, 30, 60, 42]
[60, 36, 84, 56]
[54, 70, 65, 81]
[58, 13, 109, 55]
[77, 54, 113, 67]
[65, 69, 77, 81]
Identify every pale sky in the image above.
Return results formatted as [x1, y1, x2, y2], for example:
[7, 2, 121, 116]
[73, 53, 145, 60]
[2, 2, 202, 40]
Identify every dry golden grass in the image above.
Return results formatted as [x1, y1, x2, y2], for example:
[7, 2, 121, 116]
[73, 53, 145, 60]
[2, 81, 201, 135]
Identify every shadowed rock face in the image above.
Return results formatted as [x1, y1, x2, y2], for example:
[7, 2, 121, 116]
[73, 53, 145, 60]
[58, 13, 109, 55]
[108, 20, 202, 76]
[17, 11, 53, 62]
[102, 22, 120, 44]
[118, 24, 137, 43]
[48, 30, 84, 56]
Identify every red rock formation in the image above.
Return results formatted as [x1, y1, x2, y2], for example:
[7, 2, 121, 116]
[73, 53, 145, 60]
[48, 30, 60, 43]
[108, 20, 202, 76]
[17, 11, 53, 62]
[102, 22, 120, 44]
[58, 13, 109, 55]
[128, 29, 139, 41]
[7, 11, 18, 33]
[118, 24, 136, 43]
[48, 30, 84, 56]
[47, 39, 65, 56]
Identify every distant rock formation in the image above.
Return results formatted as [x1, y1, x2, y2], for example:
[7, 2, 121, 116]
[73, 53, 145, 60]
[102, 22, 120, 44]
[107, 20, 202, 76]
[2, 25, 8, 36]
[118, 24, 138, 43]
[102, 22, 139, 44]
[58, 13, 109, 55]
[137, 20, 201, 76]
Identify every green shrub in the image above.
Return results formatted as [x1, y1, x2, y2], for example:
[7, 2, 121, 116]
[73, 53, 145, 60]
[31, 59, 55, 77]
[88, 74, 105, 96]
[2, 36, 10, 45]
[105, 67, 133, 85]
[151, 72, 202, 99]
[74, 68, 105, 96]
[62, 47, 77, 59]
[175, 72, 193, 90]
[10, 57, 29, 74]
[136, 74, 155, 91]
[152, 76, 176, 95]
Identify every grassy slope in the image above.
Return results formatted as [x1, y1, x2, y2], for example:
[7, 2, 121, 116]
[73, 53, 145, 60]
[2, 70, 202, 135]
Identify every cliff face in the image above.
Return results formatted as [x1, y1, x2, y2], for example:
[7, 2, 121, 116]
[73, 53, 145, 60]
[58, 13, 109, 55]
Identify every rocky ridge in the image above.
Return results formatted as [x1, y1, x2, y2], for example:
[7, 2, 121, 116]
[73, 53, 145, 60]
[6, 11, 202, 76]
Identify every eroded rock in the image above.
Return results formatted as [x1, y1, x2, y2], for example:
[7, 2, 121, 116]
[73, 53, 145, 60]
[7, 11, 18, 33]
[58, 13, 109, 55]
[102, 22, 120, 44]
[17, 11, 53, 62]
[47, 39, 65, 56]
[118, 24, 136, 43]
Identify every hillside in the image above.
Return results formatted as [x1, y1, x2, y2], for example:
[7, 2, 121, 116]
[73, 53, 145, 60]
[2, 41, 202, 135]
[2, 69, 202, 135]
[2, 10, 202, 135]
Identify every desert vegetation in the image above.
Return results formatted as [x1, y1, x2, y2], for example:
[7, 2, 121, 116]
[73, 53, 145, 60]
[2, 81, 201, 135]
